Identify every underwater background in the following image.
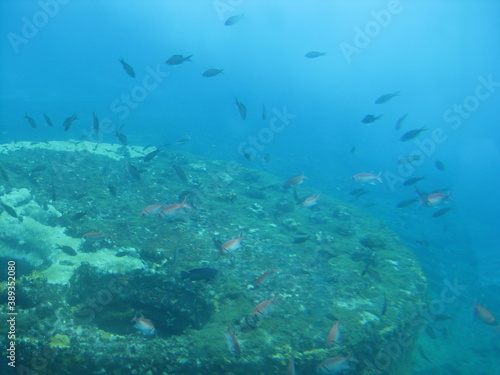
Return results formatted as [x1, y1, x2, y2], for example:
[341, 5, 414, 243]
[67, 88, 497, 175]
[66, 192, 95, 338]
[0, 0, 499, 374]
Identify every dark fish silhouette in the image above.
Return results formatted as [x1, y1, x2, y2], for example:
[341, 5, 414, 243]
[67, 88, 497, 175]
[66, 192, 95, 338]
[71, 211, 87, 221]
[395, 114, 408, 130]
[293, 236, 311, 244]
[375, 92, 399, 104]
[57, 244, 77, 256]
[24, 114, 37, 128]
[120, 58, 135, 78]
[108, 183, 117, 196]
[172, 164, 188, 183]
[396, 198, 419, 208]
[202, 68, 224, 77]
[224, 14, 244, 26]
[92, 111, 99, 134]
[400, 127, 427, 141]
[403, 176, 426, 186]
[181, 268, 219, 281]
[114, 130, 128, 145]
[381, 294, 388, 316]
[166, 54, 192, 65]
[127, 162, 141, 181]
[143, 148, 160, 162]
[63, 112, 77, 131]
[432, 207, 453, 218]
[435, 160, 445, 171]
[1, 203, 17, 218]
[305, 51, 326, 58]
[362, 114, 382, 124]
[43, 113, 53, 127]
[0, 166, 8, 181]
[235, 98, 247, 120]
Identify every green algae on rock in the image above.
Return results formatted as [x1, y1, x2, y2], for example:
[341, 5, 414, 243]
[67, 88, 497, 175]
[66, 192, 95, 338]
[0, 141, 427, 375]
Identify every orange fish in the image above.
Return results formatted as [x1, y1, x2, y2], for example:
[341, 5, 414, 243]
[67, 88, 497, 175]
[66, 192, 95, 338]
[298, 194, 321, 208]
[220, 232, 246, 255]
[473, 304, 498, 325]
[252, 269, 278, 289]
[250, 293, 281, 318]
[283, 173, 306, 189]
[82, 232, 106, 241]
[316, 353, 357, 374]
[326, 320, 341, 347]
[131, 313, 156, 336]
[421, 192, 452, 208]
[139, 203, 164, 217]
[159, 197, 192, 220]
[352, 172, 382, 185]
[225, 323, 241, 359]
[287, 358, 296, 375]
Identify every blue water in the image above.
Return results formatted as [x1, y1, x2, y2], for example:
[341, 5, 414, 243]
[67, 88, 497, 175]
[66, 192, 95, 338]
[1, 0, 499, 374]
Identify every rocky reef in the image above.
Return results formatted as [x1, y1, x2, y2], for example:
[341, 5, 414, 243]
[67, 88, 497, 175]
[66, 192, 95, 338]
[0, 141, 427, 374]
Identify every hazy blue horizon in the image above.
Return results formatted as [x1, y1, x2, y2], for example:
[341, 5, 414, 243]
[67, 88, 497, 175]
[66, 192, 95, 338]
[1, 1, 499, 373]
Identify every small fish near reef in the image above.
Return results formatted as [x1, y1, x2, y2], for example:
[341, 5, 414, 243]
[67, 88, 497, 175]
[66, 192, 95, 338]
[305, 51, 326, 58]
[166, 54, 192, 65]
[326, 320, 341, 347]
[139, 204, 164, 217]
[24, 114, 37, 129]
[297, 194, 321, 208]
[92, 111, 99, 134]
[287, 358, 296, 375]
[316, 353, 357, 375]
[119, 58, 135, 78]
[220, 232, 246, 255]
[1, 203, 18, 218]
[44, 113, 53, 127]
[107, 183, 117, 196]
[472, 304, 498, 325]
[114, 130, 128, 146]
[57, 244, 77, 256]
[225, 324, 241, 359]
[143, 148, 161, 162]
[352, 172, 382, 185]
[252, 269, 278, 289]
[362, 114, 382, 124]
[82, 232, 106, 241]
[63, 112, 77, 131]
[159, 197, 192, 220]
[293, 236, 311, 244]
[283, 173, 306, 189]
[396, 198, 419, 208]
[417, 189, 452, 208]
[432, 207, 453, 218]
[131, 313, 156, 336]
[250, 293, 281, 319]
[235, 98, 247, 120]
[181, 268, 219, 282]
[202, 68, 224, 77]
[375, 91, 400, 104]
[127, 162, 141, 181]
[172, 164, 188, 183]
